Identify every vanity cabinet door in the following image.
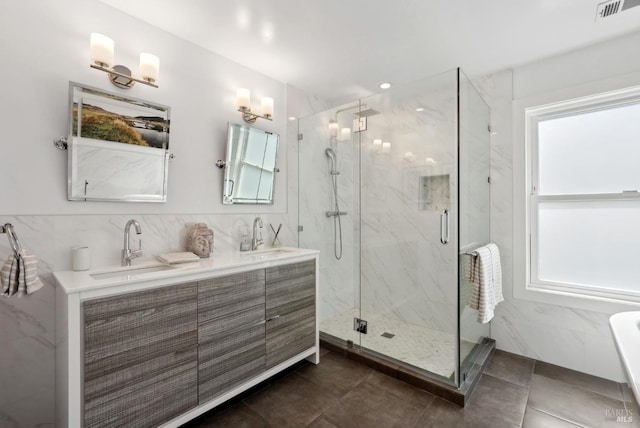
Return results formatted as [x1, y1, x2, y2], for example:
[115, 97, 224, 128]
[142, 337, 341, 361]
[83, 282, 198, 428]
[198, 269, 266, 402]
[265, 260, 316, 369]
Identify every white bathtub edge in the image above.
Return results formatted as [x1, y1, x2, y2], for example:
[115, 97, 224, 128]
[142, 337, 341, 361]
[609, 311, 640, 405]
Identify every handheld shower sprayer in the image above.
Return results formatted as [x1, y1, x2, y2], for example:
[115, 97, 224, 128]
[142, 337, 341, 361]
[325, 147, 336, 159]
[325, 148, 338, 174]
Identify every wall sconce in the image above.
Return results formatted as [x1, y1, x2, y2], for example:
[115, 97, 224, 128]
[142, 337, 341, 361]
[89, 33, 160, 89]
[328, 121, 339, 141]
[236, 88, 273, 123]
[340, 127, 351, 142]
[382, 142, 391, 154]
[372, 139, 382, 152]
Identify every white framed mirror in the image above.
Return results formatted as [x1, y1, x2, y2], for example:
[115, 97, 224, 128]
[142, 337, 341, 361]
[67, 82, 171, 202]
[222, 123, 279, 205]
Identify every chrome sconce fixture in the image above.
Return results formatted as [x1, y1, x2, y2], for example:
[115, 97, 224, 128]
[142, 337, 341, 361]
[89, 33, 160, 89]
[236, 88, 273, 123]
[328, 121, 339, 142]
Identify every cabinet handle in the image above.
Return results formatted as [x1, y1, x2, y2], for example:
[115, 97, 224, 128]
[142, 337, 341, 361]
[256, 314, 282, 326]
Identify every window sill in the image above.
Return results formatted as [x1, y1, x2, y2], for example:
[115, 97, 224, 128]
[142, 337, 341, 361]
[515, 281, 640, 314]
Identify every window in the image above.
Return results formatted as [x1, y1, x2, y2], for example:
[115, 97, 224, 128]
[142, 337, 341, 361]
[527, 86, 640, 304]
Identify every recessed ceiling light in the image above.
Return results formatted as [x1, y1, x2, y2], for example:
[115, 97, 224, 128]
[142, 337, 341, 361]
[379, 82, 391, 89]
[288, 116, 297, 121]
[416, 107, 424, 112]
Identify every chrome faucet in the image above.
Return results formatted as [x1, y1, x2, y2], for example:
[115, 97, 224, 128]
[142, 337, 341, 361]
[122, 219, 143, 266]
[251, 217, 264, 251]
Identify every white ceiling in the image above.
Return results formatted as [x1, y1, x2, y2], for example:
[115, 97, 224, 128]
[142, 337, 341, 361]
[100, 0, 640, 103]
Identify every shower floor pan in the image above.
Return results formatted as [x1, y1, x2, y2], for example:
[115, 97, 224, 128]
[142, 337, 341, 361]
[320, 308, 495, 406]
[321, 308, 476, 378]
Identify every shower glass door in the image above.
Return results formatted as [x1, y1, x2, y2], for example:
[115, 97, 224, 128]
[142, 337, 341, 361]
[298, 103, 360, 344]
[357, 70, 460, 383]
[458, 70, 491, 383]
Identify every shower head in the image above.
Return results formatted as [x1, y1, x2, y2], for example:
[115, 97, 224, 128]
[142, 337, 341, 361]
[325, 148, 336, 160]
[325, 148, 338, 174]
[333, 104, 380, 120]
[354, 106, 380, 118]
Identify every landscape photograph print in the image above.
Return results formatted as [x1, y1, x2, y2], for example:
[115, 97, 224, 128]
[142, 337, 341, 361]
[72, 88, 170, 149]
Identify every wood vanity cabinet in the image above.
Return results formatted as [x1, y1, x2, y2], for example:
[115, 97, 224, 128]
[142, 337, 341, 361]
[265, 260, 316, 368]
[82, 282, 198, 428]
[197, 260, 317, 399]
[58, 253, 318, 427]
[197, 269, 266, 402]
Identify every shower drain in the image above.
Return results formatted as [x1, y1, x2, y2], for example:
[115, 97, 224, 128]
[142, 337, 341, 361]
[381, 332, 395, 339]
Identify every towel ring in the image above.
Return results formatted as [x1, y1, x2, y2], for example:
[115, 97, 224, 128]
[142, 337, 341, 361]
[4, 224, 23, 256]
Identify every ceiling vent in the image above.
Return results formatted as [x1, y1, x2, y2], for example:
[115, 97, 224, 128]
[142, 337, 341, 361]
[596, 0, 640, 20]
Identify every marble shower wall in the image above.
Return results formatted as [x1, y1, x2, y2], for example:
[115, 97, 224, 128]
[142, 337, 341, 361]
[358, 73, 459, 336]
[298, 108, 358, 323]
[299, 71, 467, 340]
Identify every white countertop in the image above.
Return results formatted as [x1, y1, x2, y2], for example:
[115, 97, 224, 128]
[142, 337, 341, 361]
[54, 247, 319, 296]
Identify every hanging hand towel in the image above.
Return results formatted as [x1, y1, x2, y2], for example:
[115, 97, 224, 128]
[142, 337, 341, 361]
[469, 243, 503, 323]
[1, 250, 43, 297]
[1, 253, 19, 296]
[17, 249, 43, 296]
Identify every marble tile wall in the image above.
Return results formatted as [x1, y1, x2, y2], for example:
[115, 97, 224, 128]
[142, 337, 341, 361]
[474, 69, 627, 382]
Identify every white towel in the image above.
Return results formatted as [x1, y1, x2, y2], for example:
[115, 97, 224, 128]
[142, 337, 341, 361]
[468, 243, 503, 323]
[1, 250, 44, 297]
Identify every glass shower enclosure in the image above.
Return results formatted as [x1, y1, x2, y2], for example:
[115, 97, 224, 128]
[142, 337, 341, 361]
[298, 68, 491, 388]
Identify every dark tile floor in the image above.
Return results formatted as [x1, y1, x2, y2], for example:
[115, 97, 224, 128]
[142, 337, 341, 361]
[183, 348, 639, 428]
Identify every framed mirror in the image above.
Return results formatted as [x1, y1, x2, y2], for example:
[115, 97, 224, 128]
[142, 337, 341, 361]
[222, 123, 279, 205]
[67, 82, 171, 202]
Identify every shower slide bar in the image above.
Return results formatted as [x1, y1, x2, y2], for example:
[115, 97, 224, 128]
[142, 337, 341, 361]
[326, 211, 347, 217]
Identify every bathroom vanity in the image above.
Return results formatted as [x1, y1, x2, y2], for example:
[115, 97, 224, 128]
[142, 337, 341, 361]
[54, 247, 319, 427]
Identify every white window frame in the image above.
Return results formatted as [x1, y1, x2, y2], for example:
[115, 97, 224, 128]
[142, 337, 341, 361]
[516, 84, 640, 312]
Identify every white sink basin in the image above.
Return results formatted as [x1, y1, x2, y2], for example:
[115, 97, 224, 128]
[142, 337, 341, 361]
[90, 264, 176, 280]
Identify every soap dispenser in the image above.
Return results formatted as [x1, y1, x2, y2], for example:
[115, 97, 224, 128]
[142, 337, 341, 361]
[240, 231, 251, 252]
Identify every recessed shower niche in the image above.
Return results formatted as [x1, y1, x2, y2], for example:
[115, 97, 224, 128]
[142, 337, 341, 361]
[419, 174, 450, 211]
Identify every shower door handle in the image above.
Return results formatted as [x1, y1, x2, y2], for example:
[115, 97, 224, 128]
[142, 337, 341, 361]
[440, 209, 449, 245]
